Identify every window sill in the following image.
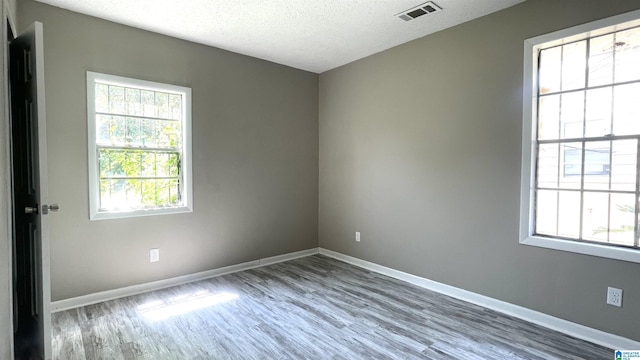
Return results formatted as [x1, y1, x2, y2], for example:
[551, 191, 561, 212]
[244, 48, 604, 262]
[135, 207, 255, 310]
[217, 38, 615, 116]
[520, 235, 640, 264]
[90, 205, 192, 221]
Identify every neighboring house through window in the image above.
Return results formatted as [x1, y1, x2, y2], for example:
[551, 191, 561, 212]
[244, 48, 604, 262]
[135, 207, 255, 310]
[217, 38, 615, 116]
[520, 10, 640, 263]
[87, 72, 192, 220]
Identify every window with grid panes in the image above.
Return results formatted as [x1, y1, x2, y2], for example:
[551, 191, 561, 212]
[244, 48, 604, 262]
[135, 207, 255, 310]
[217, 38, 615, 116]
[87, 72, 192, 220]
[520, 10, 640, 263]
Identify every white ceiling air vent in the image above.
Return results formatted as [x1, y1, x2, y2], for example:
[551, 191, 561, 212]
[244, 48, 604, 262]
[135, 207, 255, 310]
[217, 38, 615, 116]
[396, 2, 442, 22]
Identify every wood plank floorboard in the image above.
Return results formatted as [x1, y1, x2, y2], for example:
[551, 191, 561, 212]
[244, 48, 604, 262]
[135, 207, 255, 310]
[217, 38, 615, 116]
[51, 255, 613, 359]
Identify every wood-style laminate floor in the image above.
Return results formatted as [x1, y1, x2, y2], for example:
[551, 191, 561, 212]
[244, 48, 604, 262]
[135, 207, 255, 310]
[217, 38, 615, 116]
[52, 255, 612, 359]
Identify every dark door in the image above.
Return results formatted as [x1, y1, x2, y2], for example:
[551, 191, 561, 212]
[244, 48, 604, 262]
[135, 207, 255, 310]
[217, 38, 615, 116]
[9, 22, 51, 360]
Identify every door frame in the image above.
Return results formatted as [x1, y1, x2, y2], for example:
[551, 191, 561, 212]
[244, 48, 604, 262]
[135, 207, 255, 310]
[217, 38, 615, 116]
[1, 1, 17, 359]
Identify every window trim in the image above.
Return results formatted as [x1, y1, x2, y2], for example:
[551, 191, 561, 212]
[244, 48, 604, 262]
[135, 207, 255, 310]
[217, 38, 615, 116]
[520, 9, 640, 263]
[87, 71, 193, 220]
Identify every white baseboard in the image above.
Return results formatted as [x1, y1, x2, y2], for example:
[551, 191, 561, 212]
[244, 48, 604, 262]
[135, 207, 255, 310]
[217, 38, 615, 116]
[51, 248, 319, 313]
[318, 248, 640, 350]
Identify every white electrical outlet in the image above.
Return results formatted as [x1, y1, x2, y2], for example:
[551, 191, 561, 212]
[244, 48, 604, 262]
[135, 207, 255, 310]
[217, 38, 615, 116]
[355, 232, 361, 242]
[606, 287, 622, 307]
[150, 248, 160, 263]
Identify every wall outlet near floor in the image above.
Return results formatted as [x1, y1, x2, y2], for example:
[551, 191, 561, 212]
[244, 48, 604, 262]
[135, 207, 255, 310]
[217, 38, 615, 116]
[606, 287, 622, 307]
[150, 248, 160, 263]
[355, 232, 361, 242]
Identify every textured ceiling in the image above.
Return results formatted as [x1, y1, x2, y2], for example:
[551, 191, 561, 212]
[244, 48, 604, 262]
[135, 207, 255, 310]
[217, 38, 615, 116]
[34, 0, 525, 73]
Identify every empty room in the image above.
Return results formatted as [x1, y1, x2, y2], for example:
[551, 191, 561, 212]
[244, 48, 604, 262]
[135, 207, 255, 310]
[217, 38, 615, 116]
[2, 0, 640, 359]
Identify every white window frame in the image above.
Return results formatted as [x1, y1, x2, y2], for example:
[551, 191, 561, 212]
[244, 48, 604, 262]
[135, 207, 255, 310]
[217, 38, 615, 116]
[520, 9, 640, 263]
[87, 72, 193, 220]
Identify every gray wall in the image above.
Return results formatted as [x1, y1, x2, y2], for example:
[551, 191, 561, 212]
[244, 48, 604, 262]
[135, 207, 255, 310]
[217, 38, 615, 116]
[19, 0, 319, 301]
[1, 0, 18, 357]
[319, 0, 640, 341]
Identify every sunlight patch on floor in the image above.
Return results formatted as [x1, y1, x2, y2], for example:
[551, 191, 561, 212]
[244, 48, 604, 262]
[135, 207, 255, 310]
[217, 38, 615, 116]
[137, 290, 238, 321]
